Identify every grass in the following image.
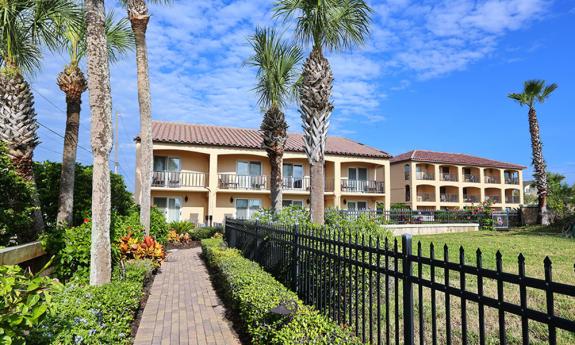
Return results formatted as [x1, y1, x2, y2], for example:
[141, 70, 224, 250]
[400, 225, 575, 344]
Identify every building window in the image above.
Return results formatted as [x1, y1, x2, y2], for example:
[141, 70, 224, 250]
[153, 197, 181, 222]
[404, 164, 410, 180]
[282, 200, 304, 208]
[405, 185, 410, 202]
[236, 161, 261, 176]
[283, 163, 304, 188]
[347, 201, 368, 210]
[235, 199, 261, 219]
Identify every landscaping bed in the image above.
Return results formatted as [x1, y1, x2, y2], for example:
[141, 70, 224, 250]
[201, 238, 362, 345]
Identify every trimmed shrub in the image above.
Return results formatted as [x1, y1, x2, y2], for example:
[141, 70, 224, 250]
[30, 260, 155, 344]
[190, 226, 222, 241]
[201, 238, 361, 345]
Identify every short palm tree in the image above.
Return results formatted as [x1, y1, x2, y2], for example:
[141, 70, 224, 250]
[274, 0, 372, 224]
[246, 27, 303, 213]
[84, 0, 115, 285]
[0, 0, 79, 238]
[508, 80, 558, 225]
[56, 10, 133, 227]
[119, 0, 170, 234]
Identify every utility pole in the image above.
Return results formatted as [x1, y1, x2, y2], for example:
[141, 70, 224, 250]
[114, 111, 119, 174]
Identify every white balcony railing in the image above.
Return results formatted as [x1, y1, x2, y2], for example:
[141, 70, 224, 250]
[341, 179, 385, 194]
[152, 171, 207, 188]
[218, 174, 268, 190]
[416, 172, 435, 181]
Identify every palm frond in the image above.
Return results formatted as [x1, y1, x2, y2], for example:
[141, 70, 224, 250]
[274, 0, 372, 51]
[246, 27, 303, 109]
[507, 92, 528, 106]
[31, 0, 82, 52]
[509, 80, 557, 108]
[539, 83, 558, 103]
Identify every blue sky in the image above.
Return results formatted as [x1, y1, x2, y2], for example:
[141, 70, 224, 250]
[30, 0, 575, 191]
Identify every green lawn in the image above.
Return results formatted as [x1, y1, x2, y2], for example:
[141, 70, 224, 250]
[397, 226, 575, 344]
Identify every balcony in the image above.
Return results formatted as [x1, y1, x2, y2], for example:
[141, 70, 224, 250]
[484, 176, 501, 184]
[505, 177, 519, 185]
[440, 194, 459, 202]
[506, 196, 521, 204]
[218, 174, 268, 190]
[440, 173, 458, 182]
[485, 195, 501, 203]
[283, 176, 310, 191]
[416, 172, 435, 181]
[417, 193, 435, 202]
[152, 171, 207, 188]
[340, 179, 385, 194]
[463, 195, 480, 203]
[463, 174, 480, 183]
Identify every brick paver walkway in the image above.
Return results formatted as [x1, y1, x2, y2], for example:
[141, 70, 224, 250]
[134, 247, 241, 345]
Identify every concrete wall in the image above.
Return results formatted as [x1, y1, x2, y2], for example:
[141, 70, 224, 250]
[386, 223, 479, 236]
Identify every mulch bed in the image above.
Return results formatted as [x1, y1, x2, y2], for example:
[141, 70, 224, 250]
[131, 266, 158, 338]
[166, 241, 201, 250]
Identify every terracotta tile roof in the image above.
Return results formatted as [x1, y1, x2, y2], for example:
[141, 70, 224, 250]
[390, 150, 526, 170]
[145, 121, 391, 159]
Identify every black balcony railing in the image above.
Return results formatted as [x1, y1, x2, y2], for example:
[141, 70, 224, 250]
[484, 176, 500, 184]
[463, 195, 480, 203]
[341, 179, 385, 194]
[218, 174, 269, 190]
[417, 193, 435, 202]
[485, 195, 501, 203]
[463, 174, 480, 183]
[505, 177, 520, 185]
[152, 171, 207, 188]
[440, 173, 458, 182]
[440, 193, 458, 202]
[506, 196, 521, 204]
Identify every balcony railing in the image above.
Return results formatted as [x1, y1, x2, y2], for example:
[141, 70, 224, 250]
[440, 173, 458, 182]
[283, 176, 310, 191]
[505, 177, 520, 185]
[463, 174, 480, 183]
[485, 195, 501, 203]
[484, 176, 500, 184]
[340, 179, 385, 194]
[218, 174, 268, 190]
[506, 196, 521, 204]
[440, 193, 459, 202]
[416, 172, 435, 181]
[152, 171, 207, 188]
[417, 193, 435, 202]
[463, 195, 480, 203]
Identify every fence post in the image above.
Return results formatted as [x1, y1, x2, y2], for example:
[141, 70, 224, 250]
[402, 234, 414, 345]
[291, 223, 300, 293]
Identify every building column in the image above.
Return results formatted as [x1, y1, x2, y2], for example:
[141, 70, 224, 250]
[410, 162, 417, 209]
[479, 167, 486, 203]
[208, 153, 218, 223]
[434, 164, 440, 209]
[457, 166, 464, 209]
[384, 163, 391, 210]
[518, 170, 524, 205]
[333, 160, 341, 208]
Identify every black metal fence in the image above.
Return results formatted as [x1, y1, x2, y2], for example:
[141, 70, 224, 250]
[339, 209, 522, 228]
[224, 218, 575, 345]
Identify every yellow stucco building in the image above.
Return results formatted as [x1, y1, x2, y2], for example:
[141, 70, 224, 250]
[135, 121, 392, 224]
[389, 150, 525, 210]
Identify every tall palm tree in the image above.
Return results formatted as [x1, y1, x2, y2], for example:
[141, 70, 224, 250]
[84, 0, 114, 286]
[508, 80, 558, 226]
[274, 0, 372, 224]
[0, 0, 79, 239]
[56, 10, 133, 227]
[246, 27, 303, 214]
[119, 0, 169, 234]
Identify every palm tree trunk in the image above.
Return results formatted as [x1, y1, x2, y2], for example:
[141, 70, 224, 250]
[0, 71, 44, 240]
[56, 66, 87, 226]
[528, 107, 549, 225]
[129, 2, 153, 234]
[85, 0, 113, 286]
[261, 106, 287, 214]
[300, 47, 333, 224]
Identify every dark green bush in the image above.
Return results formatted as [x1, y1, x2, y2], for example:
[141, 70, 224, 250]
[30, 260, 154, 344]
[0, 143, 37, 245]
[201, 238, 361, 345]
[34, 161, 134, 227]
[190, 226, 221, 241]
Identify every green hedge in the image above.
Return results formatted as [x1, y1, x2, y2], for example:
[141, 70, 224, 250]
[30, 260, 155, 344]
[190, 226, 222, 241]
[201, 238, 361, 345]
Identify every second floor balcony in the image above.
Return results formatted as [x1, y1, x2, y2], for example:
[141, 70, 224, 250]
[416, 171, 435, 181]
[463, 174, 480, 183]
[484, 175, 501, 184]
[341, 179, 385, 194]
[152, 171, 207, 188]
[505, 177, 520, 184]
[218, 174, 269, 190]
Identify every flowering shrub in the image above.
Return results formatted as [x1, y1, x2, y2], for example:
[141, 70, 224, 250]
[253, 206, 313, 228]
[118, 233, 165, 265]
[466, 200, 494, 230]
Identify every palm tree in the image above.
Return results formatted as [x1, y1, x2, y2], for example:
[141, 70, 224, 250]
[119, 0, 169, 234]
[274, 0, 372, 224]
[508, 80, 558, 226]
[0, 0, 79, 239]
[56, 10, 133, 227]
[84, 0, 114, 285]
[246, 27, 303, 214]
